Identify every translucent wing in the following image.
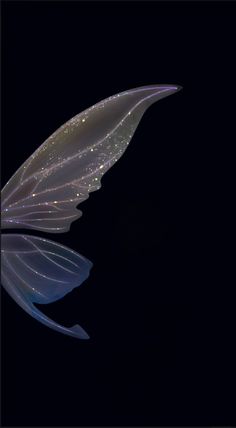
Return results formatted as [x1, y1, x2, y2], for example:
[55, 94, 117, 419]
[1, 85, 180, 233]
[1, 234, 92, 339]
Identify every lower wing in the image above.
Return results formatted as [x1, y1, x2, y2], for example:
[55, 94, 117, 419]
[1, 233, 92, 339]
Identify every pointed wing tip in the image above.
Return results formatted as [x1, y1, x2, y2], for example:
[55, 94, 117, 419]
[131, 84, 182, 107]
[71, 324, 90, 339]
[174, 84, 183, 92]
[139, 83, 182, 91]
[154, 84, 183, 95]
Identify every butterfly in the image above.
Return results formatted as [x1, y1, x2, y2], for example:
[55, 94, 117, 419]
[1, 84, 181, 339]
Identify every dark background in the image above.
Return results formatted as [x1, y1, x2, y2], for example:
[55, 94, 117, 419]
[1, 1, 235, 426]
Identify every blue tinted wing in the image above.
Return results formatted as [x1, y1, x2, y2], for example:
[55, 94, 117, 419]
[1, 234, 92, 339]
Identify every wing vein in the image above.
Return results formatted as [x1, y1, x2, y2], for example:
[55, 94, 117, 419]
[15, 254, 69, 284]
[22, 236, 81, 272]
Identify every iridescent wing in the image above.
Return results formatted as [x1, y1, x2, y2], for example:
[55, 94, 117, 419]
[1, 84, 181, 339]
[1, 234, 92, 339]
[1, 85, 180, 233]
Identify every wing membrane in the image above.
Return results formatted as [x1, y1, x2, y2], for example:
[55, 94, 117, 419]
[1, 234, 92, 339]
[1, 85, 180, 232]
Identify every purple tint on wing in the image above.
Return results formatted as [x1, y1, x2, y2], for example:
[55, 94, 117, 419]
[1, 84, 181, 233]
[1, 234, 92, 339]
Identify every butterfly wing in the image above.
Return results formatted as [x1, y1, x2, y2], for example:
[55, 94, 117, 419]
[1, 234, 92, 339]
[1, 85, 180, 233]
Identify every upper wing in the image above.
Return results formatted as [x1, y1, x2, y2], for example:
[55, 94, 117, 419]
[1, 85, 180, 233]
[1, 234, 92, 339]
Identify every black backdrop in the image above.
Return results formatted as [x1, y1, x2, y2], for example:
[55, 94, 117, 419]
[1, 1, 235, 426]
